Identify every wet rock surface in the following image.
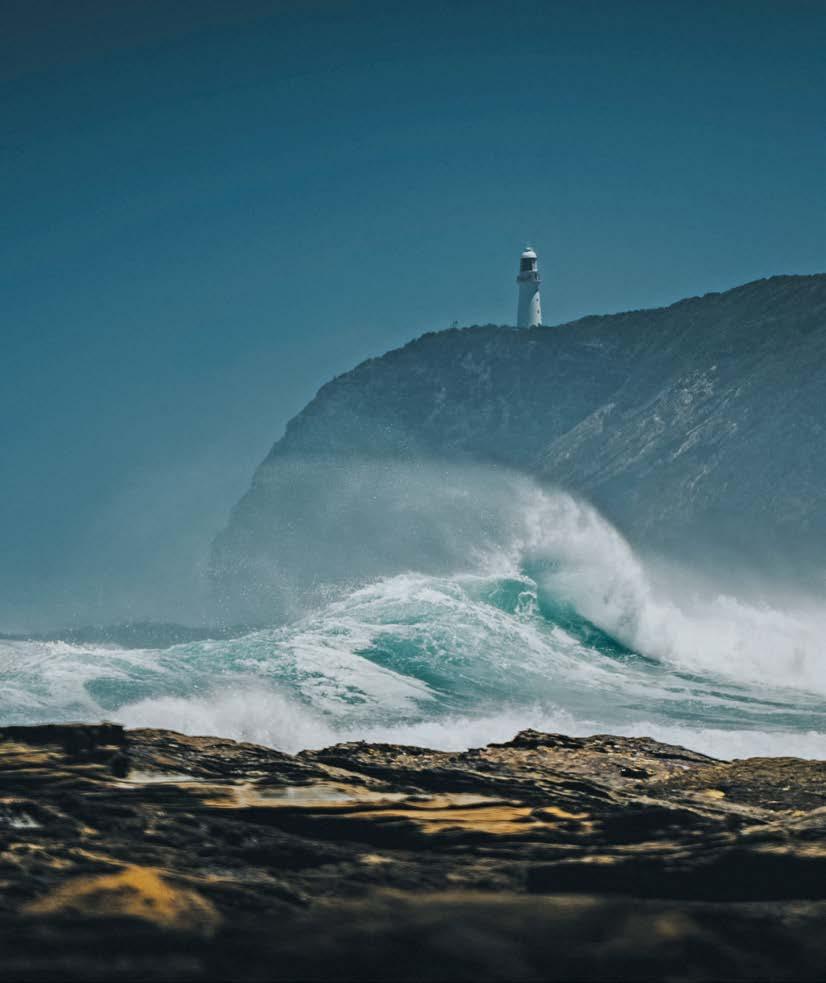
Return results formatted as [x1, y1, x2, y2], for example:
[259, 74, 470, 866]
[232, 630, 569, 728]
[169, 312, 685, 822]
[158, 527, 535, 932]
[2, 723, 826, 980]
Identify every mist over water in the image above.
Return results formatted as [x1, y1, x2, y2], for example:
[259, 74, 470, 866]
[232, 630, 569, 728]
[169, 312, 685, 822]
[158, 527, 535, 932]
[3, 460, 826, 759]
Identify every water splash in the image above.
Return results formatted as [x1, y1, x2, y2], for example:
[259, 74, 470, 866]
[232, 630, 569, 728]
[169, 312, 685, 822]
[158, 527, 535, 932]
[4, 464, 826, 758]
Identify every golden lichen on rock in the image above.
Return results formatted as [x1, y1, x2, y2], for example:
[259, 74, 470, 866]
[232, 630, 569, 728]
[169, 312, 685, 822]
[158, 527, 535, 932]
[4, 722, 826, 980]
[24, 864, 221, 935]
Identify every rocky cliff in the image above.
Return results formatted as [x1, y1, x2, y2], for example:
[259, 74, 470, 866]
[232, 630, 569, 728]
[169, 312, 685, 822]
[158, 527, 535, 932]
[212, 273, 826, 614]
[3, 723, 826, 980]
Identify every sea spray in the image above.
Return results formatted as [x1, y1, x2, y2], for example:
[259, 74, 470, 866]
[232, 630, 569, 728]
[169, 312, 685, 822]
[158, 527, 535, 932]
[4, 462, 826, 757]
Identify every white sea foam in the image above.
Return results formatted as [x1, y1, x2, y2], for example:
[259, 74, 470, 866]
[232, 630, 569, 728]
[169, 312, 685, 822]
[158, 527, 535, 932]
[506, 484, 826, 694]
[117, 686, 826, 761]
[118, 687, 340, 751]
[4, 466, 826, 758]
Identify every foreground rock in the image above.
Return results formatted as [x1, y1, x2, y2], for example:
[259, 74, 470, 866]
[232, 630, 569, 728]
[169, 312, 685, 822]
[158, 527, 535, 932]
[2, 724, 826, 980]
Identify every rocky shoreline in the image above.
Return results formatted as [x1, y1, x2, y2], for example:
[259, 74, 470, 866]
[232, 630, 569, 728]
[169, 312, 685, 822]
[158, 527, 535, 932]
[2, 723, 826, 980]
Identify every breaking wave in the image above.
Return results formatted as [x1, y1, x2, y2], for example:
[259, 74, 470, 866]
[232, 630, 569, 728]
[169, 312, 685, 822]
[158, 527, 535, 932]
[3, 465, 826, 759]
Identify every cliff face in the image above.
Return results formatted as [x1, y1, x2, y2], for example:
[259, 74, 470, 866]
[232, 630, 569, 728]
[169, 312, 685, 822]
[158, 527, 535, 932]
[212, 274, 826, 608]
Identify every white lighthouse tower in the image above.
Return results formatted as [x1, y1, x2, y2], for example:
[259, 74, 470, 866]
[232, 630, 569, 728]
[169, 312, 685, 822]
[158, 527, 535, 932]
[516, 245, 542, 328]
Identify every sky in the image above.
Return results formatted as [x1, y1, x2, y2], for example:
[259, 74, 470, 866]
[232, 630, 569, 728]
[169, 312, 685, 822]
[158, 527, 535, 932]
[1, 0, 824, 629]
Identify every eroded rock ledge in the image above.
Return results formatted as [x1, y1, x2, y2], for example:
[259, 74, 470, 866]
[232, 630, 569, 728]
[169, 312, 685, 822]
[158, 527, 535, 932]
[2, 723, 826, 980]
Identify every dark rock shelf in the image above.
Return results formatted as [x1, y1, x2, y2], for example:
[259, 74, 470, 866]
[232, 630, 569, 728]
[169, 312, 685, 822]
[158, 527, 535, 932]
[2, 723, 826, 980]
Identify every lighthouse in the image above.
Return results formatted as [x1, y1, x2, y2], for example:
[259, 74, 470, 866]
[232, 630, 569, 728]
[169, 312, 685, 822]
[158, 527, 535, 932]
[516, 246, 542, 328]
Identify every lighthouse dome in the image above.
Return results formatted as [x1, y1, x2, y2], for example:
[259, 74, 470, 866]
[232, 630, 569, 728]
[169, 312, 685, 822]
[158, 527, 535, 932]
[521, 246, 537, 259]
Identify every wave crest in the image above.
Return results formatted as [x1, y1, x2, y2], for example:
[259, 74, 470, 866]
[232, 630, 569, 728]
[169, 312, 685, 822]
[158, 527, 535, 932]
[4, 462, 826, 758]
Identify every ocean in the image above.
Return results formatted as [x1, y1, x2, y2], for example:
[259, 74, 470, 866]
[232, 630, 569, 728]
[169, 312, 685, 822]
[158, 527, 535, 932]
[4, 474, 826, 760]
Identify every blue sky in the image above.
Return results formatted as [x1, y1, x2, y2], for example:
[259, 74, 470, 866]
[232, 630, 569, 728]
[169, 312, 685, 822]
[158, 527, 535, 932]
[2, 0, 824, 628]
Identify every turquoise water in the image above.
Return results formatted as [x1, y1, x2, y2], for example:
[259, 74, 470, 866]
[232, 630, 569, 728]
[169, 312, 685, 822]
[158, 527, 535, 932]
[3, 565, 826, 759]
[4, 480, 826, 759]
